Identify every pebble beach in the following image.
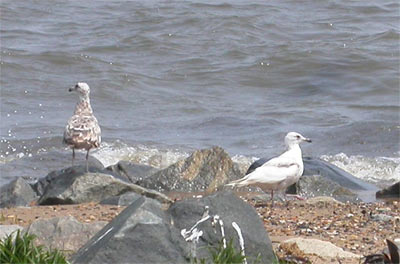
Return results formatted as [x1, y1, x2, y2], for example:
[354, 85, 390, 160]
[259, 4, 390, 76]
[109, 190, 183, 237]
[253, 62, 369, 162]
[1, 195, 398, 263]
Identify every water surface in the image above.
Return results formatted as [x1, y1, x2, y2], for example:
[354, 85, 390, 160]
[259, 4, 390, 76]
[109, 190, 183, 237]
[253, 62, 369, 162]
[1, 0, 399, 186]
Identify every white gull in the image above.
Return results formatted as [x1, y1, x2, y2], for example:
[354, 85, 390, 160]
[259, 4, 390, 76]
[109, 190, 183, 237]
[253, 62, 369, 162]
[63, 82, 101, 172]
[226, 132, 311, 205]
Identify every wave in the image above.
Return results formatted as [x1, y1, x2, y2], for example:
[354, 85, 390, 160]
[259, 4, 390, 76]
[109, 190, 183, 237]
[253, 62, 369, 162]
[321, 153, 400, 187]
[1, 138, 398, 188]
[92, 140, 189, 169]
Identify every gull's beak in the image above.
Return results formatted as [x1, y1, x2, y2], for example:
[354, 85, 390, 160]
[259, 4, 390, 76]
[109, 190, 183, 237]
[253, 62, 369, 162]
[304, 137, 312, 143]
[69, 86, 75, 92]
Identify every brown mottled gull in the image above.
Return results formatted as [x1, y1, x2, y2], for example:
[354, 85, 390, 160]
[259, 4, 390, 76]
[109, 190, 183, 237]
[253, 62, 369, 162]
[226, 132, 311, 206]
[63, 82, 101, 171]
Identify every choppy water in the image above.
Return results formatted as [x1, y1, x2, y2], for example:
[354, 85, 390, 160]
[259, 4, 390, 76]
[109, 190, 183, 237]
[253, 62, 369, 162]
[1, 0, 399, 187]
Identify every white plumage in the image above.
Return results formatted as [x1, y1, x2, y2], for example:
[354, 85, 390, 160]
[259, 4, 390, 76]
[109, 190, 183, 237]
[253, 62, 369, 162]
[226, 132, 311, 204]
[63, 82, 101, 171]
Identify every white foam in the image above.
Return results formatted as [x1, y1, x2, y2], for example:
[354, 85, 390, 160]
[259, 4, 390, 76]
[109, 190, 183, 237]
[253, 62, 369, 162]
[92, 140, 189, 168]
[320, 153, 400, 185]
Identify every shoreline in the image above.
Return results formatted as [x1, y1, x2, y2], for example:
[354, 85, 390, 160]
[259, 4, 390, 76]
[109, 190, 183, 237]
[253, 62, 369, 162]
[0, 145, 398, 263]
[1, 193, 398, 260]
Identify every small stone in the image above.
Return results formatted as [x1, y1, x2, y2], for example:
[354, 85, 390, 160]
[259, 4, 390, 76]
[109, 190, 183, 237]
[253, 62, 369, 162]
[0, 225, 24, 241]
[371, 214, 393, 222]
[306, 196, 344, 206]
[280, 238, 361, 260]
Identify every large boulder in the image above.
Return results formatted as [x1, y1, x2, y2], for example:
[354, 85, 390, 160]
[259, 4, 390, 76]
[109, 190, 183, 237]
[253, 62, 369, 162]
[73, 191, 274, 264]
[138, 146, 242, 193]
[302, 157, 378, 191]
[0, 177, 38, 208]
[73, 196, 187, 264]
[32, 166, 117, 197]
[37, 169, 172, 205]
[297, 175, 359, 203]
[376, 182, 399, 200]
[168, 191, 275, 262]
[104, 161, 159, 184]
[247, 157, 378, 202]
[99, 192, 142, 206]
[25, 216, 107, 254]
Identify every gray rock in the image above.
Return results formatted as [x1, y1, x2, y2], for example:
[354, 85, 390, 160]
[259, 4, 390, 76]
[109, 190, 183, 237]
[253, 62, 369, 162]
[104, 161, 159, 184]
[32, 166, 119, 197]
[99, 192, 142, 206]
[168, 191, 275, 262]
[371, 213, 393, 222]
[37, 170, 172, 205]
[0, 177, 38, 208]
[73, 196, 187, 264]
[0, 225, 23, 241]
[302, 157, 378, 192]
[305, 196, 344, 206]
[376, 182, 399, 200]
[138, 146, 242, 193]
[25, 216, 107, 253]
[297, 175, 359, 203]
[73, 191, 274, 264]
[247, 157, 378, 202]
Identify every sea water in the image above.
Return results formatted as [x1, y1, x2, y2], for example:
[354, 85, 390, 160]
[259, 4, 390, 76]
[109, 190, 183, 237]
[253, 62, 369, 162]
[1, 0, 399, 187]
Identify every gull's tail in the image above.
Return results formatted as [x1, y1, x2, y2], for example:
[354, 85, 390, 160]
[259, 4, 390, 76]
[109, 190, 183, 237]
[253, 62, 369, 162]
[226, 175, 251, 188]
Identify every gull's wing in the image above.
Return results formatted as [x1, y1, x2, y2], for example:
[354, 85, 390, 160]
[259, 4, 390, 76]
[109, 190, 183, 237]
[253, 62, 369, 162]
[261, 150, 297, 168]
[63, 115, 101, 147]
[227, 158, 300, 188]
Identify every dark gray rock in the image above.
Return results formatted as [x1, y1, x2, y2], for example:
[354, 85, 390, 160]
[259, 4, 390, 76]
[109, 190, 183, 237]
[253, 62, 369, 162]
[247, 157, 378, 202]
[0, 177, 38, 208]
[25, 216, 107, 254]
[376, 182, 399, 200]
[297, 175, 358, 203]
[37, 169, 172, 205]
[169, 191, 275, 263]
[104, 161, 159, 184]
[73, 197, 187, 264]
[138, 146, 242, 193]
[302, 157, 378, 191]
[32, 166, 119, 197]
[73, 191, 274, 264]
[99, 192, 142, 206]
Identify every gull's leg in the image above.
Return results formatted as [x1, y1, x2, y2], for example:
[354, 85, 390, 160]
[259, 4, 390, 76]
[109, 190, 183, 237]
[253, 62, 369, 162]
[72, 148, 75, 167]
[284, 192, 290, 206]
[86, 149, 90, 172]
[271, 190, 274, 207]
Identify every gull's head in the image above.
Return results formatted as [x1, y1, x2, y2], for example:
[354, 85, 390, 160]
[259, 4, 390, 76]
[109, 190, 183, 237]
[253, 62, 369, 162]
[69, 82, 90, 97]
[285, 132, 312, 147]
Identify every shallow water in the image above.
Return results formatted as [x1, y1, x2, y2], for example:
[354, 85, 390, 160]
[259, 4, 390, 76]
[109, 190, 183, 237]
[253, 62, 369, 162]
[1, 0, 399, 186]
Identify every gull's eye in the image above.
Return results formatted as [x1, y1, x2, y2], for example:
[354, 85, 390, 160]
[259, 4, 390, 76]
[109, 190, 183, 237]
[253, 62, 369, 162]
[296, 135, 300, 139]
[75, 84, 79, 89]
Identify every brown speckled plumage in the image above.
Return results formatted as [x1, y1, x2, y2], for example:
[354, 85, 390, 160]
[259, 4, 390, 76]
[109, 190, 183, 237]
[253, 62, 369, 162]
[63, 82, 101, 171]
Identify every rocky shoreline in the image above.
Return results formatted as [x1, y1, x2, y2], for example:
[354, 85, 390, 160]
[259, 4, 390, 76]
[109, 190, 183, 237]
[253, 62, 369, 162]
[0, 146, 399, 263]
